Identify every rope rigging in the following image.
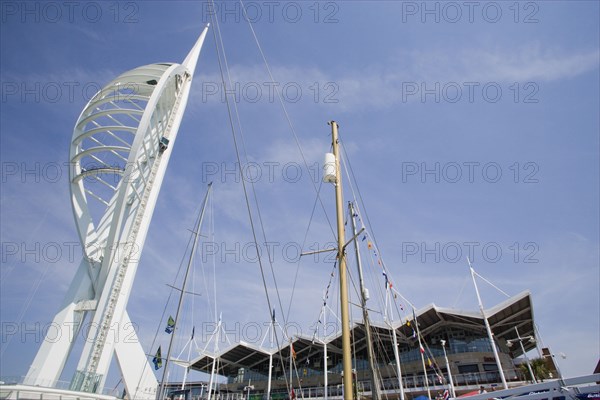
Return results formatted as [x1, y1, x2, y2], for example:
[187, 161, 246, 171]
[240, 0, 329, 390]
[207, 0, 458, 395]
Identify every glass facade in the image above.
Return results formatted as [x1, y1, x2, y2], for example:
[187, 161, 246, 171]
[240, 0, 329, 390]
[212, 321, 525, 400]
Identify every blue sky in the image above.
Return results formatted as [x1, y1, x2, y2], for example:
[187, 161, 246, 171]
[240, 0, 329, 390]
[1, 0, 599, 389]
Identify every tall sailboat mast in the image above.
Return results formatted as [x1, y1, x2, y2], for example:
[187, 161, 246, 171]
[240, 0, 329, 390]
[348, 202, 380, 400]
[326, 121, 354, 400]
[158, 183, 213, 400]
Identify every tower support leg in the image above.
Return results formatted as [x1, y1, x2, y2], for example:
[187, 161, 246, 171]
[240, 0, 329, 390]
[114, 311, 158, 400]
[24, 259, 95, 387]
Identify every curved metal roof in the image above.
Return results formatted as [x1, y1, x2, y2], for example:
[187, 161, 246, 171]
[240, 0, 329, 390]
[188, 291, 536, 377]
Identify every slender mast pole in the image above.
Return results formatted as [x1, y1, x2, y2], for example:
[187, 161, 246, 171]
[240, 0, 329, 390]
[386, 288, 405, 400]
[414, 309, 431, 400]
[468, 258, 508, 389]
[348, 202, 379, 400]
[207, 314, 221, 400]
[329, 120, 354, 400]
[441, 341, 456, 398]
[289, 339, 294, 396]
[314, 297, 330, 400]
[267, 311, 274, 400]
[158, 183, 213, 400]
[323, 307, 329, 400]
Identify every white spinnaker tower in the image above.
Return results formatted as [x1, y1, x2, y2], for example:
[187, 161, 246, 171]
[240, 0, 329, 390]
[24, 26, 209, 398]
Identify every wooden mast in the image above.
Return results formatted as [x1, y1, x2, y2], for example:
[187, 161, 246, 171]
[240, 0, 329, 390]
[329, 121, 354, 400]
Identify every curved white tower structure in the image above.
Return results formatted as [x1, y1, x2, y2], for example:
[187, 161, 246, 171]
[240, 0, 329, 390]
[23, 26, 209, 399]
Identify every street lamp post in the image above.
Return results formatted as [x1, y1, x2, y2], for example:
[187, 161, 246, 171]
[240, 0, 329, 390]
[244, 384, 254, 400]
[440, 340, 456, 398]
[507, 327, 537, 384]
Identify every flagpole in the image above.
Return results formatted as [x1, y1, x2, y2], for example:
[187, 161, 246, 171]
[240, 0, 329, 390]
[207, 316, 220, 400]
[266, 310, 275, 400]
[440, 340, 455, 398]
[468, 258, 508, 390]
[385, 287, 406, 400]
[348, 202, 380, 400]
[413, 308, 431, 399]
[323, 307, 329, 400]
[157, 183, 213, 400]
[289, 339, 294, 398]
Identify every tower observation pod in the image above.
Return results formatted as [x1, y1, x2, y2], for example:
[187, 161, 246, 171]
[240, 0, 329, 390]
[23, 25, 210, 400]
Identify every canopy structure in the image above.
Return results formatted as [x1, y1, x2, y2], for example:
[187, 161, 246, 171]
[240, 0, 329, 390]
[189, 291, 536, 379]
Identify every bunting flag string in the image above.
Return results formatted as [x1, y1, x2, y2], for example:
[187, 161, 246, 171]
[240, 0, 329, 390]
[360, 215, 447, 381]
[322, 261, 337, 309]
[363, 228, 394, 291]
[312, 261, 338, 341]
[437, 372, 444, 384]
[355, 209, 447, 381]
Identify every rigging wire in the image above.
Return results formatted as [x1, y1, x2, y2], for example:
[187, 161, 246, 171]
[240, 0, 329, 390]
[340, 139, 380, 250]
[311, 261, 338, 338]
[285, 177, 327, 321]
[339, 139, 438, 393]
[210, 190, 218, 324]
[238, 0, 341, 329]
[211, 0, 294, 351]
[340, 135, 514, 385]
[0, 261, 50, 358]
[0, 208, 52, 357]
[339, 140, 394, 316]
[199, 190, 217, 326]
[136, 205, 200, 397]
[473, 268, 511, 298]
[347, 223, 402, 396]
[216, 1, 464, 393]
[452, 273, 470, 308]
[236, 0, 341, 349]
[208, 0, 292, 392]
[237, 0, 337, 243]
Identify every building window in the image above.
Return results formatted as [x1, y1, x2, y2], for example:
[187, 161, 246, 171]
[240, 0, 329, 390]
[483, 364, 498, 372]
[458, 364, 480, 374]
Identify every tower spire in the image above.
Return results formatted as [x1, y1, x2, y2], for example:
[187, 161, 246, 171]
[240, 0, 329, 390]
[25, 28, 210, 399]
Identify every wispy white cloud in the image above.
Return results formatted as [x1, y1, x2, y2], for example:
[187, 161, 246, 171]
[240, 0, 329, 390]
[189, 43, 599, 112]
[409, 43, 600, 82]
